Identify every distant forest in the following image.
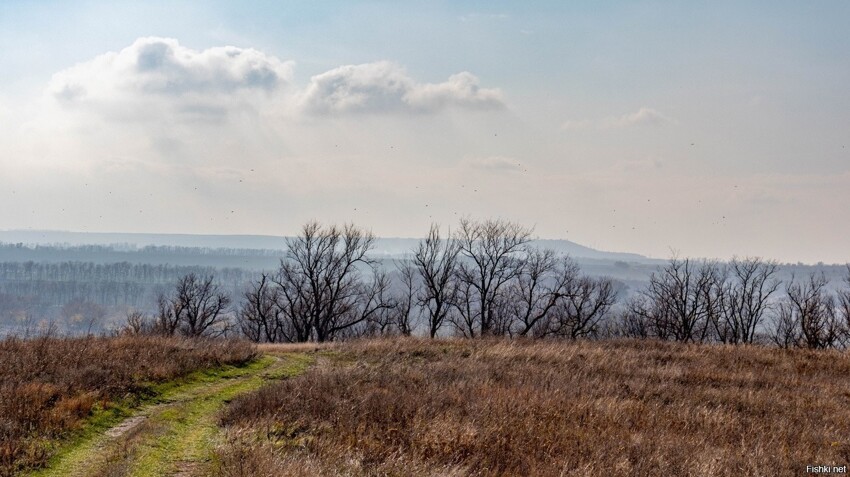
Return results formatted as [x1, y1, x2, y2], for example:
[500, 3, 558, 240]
[0, 237, 847, 339]
[0, 242, 282, 269]
[0, 257, 259, 335]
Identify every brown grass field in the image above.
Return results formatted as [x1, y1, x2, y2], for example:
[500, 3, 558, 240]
[0, 335, 255, 475]
[214, 338, 850, 477]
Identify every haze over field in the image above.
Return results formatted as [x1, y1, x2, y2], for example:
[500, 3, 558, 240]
[1, 2, 849, 263]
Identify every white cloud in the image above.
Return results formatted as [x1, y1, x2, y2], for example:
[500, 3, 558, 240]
[19, 38, 511, 183]
[45, 41, 504, 122]
[46, 37, 294, 122]
[609, 107, 674, 127]
[561, 107, 675, 130]
[299, 61, 504, 114]
[0, 38, 522, 243]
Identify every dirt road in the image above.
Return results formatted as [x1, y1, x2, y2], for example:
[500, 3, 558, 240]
[28, 352, 312, 477]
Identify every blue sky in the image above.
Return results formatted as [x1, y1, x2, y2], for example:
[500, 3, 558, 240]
[1, 1, 848, 262]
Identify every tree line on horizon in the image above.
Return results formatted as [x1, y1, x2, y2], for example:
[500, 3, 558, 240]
[123, 218, 850, 349]
[0, 262, 255, 336]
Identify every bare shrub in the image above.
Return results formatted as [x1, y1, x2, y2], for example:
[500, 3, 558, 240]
[121, 310, 154, 336]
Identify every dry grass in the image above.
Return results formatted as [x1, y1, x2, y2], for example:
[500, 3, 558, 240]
[256, 342, 336, 354]
[213, 338, 850, 476]
[0, 334, 256, 475]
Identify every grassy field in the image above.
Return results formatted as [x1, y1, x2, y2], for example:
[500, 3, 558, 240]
[213, 339, 850, 477]
[0, 335, 256, 476]
[5, 337, 849, 476]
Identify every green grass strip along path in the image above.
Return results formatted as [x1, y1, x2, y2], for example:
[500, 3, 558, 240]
[28, 352, 314, 477]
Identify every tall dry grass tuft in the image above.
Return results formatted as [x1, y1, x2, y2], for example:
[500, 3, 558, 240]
[214, 338, 850, 476]
[0, 334, 255, 476]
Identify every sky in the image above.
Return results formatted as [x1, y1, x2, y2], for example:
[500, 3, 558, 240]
[0, 1, 849, 263]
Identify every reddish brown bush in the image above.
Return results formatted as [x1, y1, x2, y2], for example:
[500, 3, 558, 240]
[0, 334, 255, 475]
[215, 338, 850, 476]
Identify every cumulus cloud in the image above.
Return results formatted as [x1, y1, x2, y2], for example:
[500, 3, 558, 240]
[45, 40, 504, 123]
[299, 61, 504, 114]
[47, 37, 293, 121]
[22, 36, 511, 179]
[561, 107, 675, 130]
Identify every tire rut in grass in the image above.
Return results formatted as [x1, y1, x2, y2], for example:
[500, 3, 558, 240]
[29, 353, 311, 477]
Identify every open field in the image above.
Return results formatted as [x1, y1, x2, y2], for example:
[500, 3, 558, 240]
[0, 335, 256, 476]
[6, 337, 849, 476]
[214, 339, 850, 477]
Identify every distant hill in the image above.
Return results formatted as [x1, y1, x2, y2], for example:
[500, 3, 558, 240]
[0, 230, 650, 262]
[0, 230, 289, 250]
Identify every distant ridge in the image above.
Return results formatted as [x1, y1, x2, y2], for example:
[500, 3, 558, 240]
[0, 230, 290, 250]
[0, 230, 649, 262]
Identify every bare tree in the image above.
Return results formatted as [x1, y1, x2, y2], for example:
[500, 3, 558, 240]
[156, 273, 231, 337]
[839, 265, 850, 346]
[626, 257, 721, 343]
[772, 301, 800, 349]
[413, 224, 461, 338]
[351, 262, 419, 338]
[453, 218, 533, 337]
[615, 306, 651, 339]
[488, 292, 516, 337]
[122, 310, 153, 336]
[359, 271, 401, 337]
[772, 273, 842, 349]
[452, 277, 478, 338]
[546, 276, 616, 339]
[273, 221, 392, 342]
[508, 251, 579, 336]
[393, 259, 419, 336]
[621, 294, 663, 340]
[156, 291, 183, 336]
[238, 273, 282, 342]
[272, 264, 312, 343]
[711, 258, 780, 344]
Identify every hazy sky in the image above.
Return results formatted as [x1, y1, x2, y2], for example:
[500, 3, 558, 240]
[1, 1, 849, 263]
